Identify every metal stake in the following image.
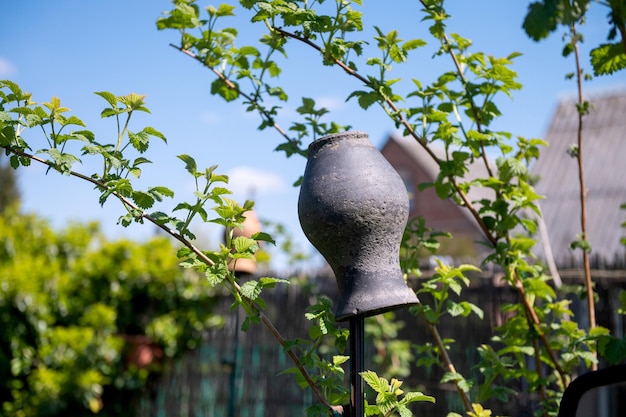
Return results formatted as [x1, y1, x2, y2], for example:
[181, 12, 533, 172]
[350, 315, 365, 417]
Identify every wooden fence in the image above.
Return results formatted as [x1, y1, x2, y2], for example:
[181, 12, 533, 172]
[139, 261, 626, 417]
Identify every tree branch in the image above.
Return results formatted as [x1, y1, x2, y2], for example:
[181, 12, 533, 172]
[2, 145, 334, 411]
[426, 320, 473, 413]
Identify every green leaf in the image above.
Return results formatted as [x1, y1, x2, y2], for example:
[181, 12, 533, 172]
[143, 126, 167, 143]
[206, 262, 229, 286]
[403, 38, 427, 51]
[434, 181, 452, 199]
[178, 154, 197, 175]
[100, 107, 119, 118]
[496, 157, 527, 181]
[361, 370, 385, 393]
[132, 191, 155, 209]
[119, 93, 149, 113]
[401, 391, 435, 404]
[441, 371, 463, 384]
[333, 355, 349, 366]
[9, 154, 20, 168]
[602, 336, 626, 364]
[46, 148, 81, 174]
[258, 277, 289, 288]
[94, 91, 117, 107]
[589, 326, 611, 338]
[149, 186, 174, 200]
[0, 125, 16, 146]
[397, 404, 412, 417]
[590, 43, 626, 76]
[152, 211, 174, 226]
[447, 301, 473, 317]
[211, 79, 239, 102]
[252, 231, 276, 245]
[156, 2, 201, 30]
[128, 130, 149, 152]
[44, 96, 70, 114]
[216, 3, 236, 17]
[232, 236, 258, 254]
[570, 235, 592, 253]
[346, 90, 380, 110]
[240, 280, 263, 301]
[523, 1, 559, 41]
[61, 115, 86, 127]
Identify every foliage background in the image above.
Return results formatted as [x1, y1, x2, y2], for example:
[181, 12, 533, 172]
[0, 205, 223, 416]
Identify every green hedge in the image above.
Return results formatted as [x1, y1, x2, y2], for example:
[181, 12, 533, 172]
[0, 205, 223, 416]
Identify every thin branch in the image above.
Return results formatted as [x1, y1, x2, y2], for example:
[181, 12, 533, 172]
[571, 24, 597, 370]
[3, 145, 334, 411]
[537, 204, 563, 288]
[170, 44, 303, 154]
[438, 30, 495, 179]
[532, 337, 549, 417]
[428, 321, 472, 413]
[513, 275, 568, 387]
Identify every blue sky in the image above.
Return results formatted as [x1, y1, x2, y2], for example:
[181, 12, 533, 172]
[1, 1, 625, 271]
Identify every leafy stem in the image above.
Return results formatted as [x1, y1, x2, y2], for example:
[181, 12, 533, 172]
[427, 315, 472, 412]
[513, 273, 568, 386]
[570, 21, 598, 369]
[434, 25, 494, 178]
[5, 143, 335, 412]
[170, 44, 304, 156]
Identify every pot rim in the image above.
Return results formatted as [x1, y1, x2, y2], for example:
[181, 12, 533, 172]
[308, 130, 370, 155]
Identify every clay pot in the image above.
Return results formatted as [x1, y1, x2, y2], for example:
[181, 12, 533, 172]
[298, 131, 418, 321]
[226, 210, 262, 275]
[123, 334, 163, 369]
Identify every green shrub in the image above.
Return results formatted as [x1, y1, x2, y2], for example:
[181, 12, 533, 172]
[0, 205, 223, 416]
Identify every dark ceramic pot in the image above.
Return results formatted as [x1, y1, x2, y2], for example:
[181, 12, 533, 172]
[298, 131, 419, 321]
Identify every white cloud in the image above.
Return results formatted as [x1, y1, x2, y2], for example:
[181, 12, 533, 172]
[227, 166, 287, 197]
[315, 95, 344, 111]
[0, 57, 17, 77]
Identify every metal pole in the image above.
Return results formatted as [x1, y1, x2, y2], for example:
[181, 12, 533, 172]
[350, 315, 365, 417]
[226, 308, 240, 417]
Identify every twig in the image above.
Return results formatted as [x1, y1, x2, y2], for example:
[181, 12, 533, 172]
[424, 319, 472, 413]
[571, 23, 597, 370]
[430, 323, 472, 412]
[438, 30, 495, 179]
[532, 337, 549, 417]
[513, 275, 568, 387]
[169, 44, 303, 154]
